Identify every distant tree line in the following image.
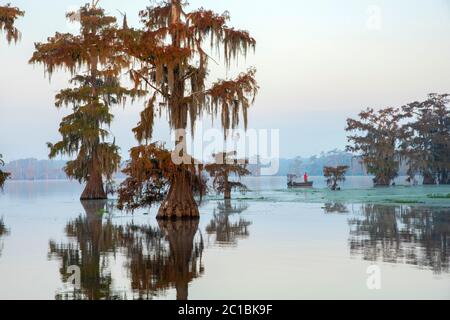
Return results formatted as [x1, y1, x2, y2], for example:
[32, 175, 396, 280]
[267, 150, 369, 177]
[2, 158, 67, 181]
[346, 94, 450, 186]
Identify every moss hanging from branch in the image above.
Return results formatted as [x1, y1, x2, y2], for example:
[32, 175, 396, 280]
[0, 3, 24, 44]
[346, 107, 406, 186]
[117, 143, 206, 212]
[401, 94, 450, 185]
[118, 0, 257, 218]
[323, 166, 349, 191]
[120, 0, 258, 142]
[205, 152, 250, 200]
[1, 4, 23, 184]
[30, 2, 143, 200]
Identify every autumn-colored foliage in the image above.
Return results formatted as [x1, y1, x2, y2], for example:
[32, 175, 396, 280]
[0, 3, 24, 44]
[119, 0, 257, 218]
[0, 4, 23, 188]
[117, 143, 206, 216]
[346, 107, 405, 186]
[323, 165, 349, 190]
[30, 3, 141, 200]
[401, 94, 450, 185]
[205, 152, 250, 200]
[347, 94, 449, 186]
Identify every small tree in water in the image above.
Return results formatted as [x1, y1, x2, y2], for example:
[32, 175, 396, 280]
[346, 107, 405, 186]
[120, 0, 258, 218]
[205, 152, 250, 200]
[0, 3, 24, 44]
[323, 165, 349, 191]
[30, 2, 141, 200]
[0, 155, 10, 190]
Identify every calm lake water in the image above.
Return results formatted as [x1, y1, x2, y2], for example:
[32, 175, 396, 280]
[0, 177, 449, 300]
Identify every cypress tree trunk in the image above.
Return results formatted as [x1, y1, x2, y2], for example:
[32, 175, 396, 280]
[224, 188, 231, 200]
[157, 171, 199, 219]
[331, 179, 337, 191]
[159, 1, 198, 220]
[374, 174, 391, 186]
[80, 56, 107, 201]
[224, 173, 231, 200]
[81, 158, 106, 200]
[422, 172, 436, 185]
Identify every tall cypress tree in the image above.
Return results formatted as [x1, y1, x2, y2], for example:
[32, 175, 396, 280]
[346, 108, 405, 186]
[30, 2, 140, 199]
[402, 94, 450, 184]
[120, 0, 258, 219]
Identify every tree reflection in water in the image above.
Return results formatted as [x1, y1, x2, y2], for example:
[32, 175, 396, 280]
[49, 200, 204, 300]
[323, 202, 349, 214]
[205, 200, 251, 247]
[122, 219, 204, 300]
[324, 203, 450, 274]
[0, 217, 8, 258]
[49, 200, 123, 300]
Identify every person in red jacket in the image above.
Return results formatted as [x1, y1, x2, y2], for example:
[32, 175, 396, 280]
[304, 172, 308, 182]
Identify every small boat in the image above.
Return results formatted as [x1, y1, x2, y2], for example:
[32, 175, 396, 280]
[288, 181, 314, 188]
[287, 174, 313, 188]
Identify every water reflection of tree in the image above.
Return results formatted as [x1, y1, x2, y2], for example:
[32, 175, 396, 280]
[49, 200, 123, 300]
[348, 204, 449, 274]
[121, 219, 204, 300]
[50, 201, 203, 300]
[206, 200, 251, 246]
[323, 202, 349, 214]
[0, 217, 8, 258]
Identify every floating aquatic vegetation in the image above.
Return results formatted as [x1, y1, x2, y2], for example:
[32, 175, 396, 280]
[427, 193, 450, 199]
[383, 199, 423, 204]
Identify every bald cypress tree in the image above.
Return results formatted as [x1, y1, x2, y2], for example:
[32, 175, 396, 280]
[30, 2, 140, 199]
[205, 152, 250, 200]
[346, 108, 405, 186]
[120, 0, 258, 219]
[1, 3, 23, 189]
[401, 94, 450, 185]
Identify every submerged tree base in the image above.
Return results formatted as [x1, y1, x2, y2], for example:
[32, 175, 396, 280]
[157, 173, 200, 220]
[80, 175, 107, 200]
[156, 185, 200, 220]
[373, 183, 391, 187]
[422, 174, 436, 185]
[157, 198, 200, 220]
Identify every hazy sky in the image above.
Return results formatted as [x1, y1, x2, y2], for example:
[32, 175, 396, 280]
[1, 0, 450, 161]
